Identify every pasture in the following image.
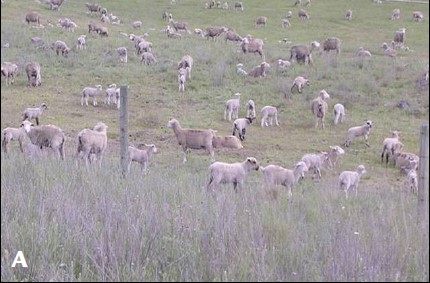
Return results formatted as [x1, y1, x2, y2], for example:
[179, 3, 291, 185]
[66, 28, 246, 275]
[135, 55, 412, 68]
[1, 0, 429, 281]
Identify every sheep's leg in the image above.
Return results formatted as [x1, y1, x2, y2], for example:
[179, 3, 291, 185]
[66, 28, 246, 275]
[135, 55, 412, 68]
[127, 160, 132, 173]
[275, 115, 279, 126]
[209, 149, 215, 162]
[269, 117, 273, 126]
[93, 98, 97, 107]
[35, 117, 39, 126]
[261, 118, 265, 127]
[287, 186, 293, 198]
[364, 135, 370, 147]
[2, 139, 7, 153]
[182, 150, 187, 164]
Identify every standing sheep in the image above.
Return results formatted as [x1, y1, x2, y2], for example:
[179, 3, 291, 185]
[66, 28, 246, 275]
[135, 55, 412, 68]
[240, 37, 265, 59]
[1, 62, 18, 86]
[260, 106, 279, 127]
[117, 47, 128, 63]
[343, 120, 373, 147]
[310, 90, 330, 129]
[380, 131, 401, 165]
[345, 9, 352, 21]
[298, 9, 309, 20]
[81, 85, 103, 106]
[224, 93, 241, 121]
[141, 51, 157, 65]
[178, 68, 187, 93]
[322, 37, 341, 55]
[301, 151, 331, 180]
[22, 103, 47, 126]
[248, 62, 270, 78]
[25, 62, 42, 87]
[207, 157, 260, 192]
[232, 117, 255, 141]
[391, 8, 400, 20]
[104, 84, 119, 107]
[205, 26, 228, 40]
[333, 103, 345, 124]
[77, 35, 87, 50]
[289, 44, 314, 65]
[255, 16, 267, 28]
[291, 76, 310, 93]
[76, 122, 108, 167]
[245, 100, 256, 119]
[392, 28, 406, 49]
[25, 11, 40, 25]
[234, 1, 244, 11]
[52, 40, 71, 57]
[412, 11, 424, 22]
[128, 144, 157, 174]
[224, 30, 243, 42]
[2, 126, 26, 153]
[178, 55, 193, 80]
[338, 165, 366, 199]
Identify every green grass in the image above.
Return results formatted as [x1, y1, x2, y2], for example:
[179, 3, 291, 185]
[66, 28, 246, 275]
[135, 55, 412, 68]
[1, 0, 429, 281]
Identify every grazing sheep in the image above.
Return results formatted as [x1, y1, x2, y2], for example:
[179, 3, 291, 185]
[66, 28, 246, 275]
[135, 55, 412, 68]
[169, 19, 189, 33]
[261, 161, 309, 198]
[355, 47, 372, 57]
[88, 21, 102, 34]
[100, 14, 110, 24]
[132, 20, 142, 29]
[98, 26, 109, 37]
[194, 28, 206, 37]
[77, 35, 87, 50]
[236, 63, 248, 76]
[141, 51, 157, 65]
[76, 122, 108, 167]
[338, 165, 366, 199]
[232, 117, 255, 141]
[393, 28, 406, 49]
[85, 3, 100, 15]
[381, 131, 401, 165]
[136, 40, 152, 54]
[301, 151, 331, 180]
[117, 47, 128, 63]
[25, 11, 40, 25]
[167, 118, 215, 163]
[260, 106, 279, 127]
[281, 18, 291, 28]
[1, 62, 18, 86]
[52, 40, 70, 57]
[393, 151, 419, 174]
[178, 68, 187, 93]
[58, 18, 77, 32]
[46, 0, 65, 10]
[20, 120, 65, 160]
[224, 30, 243, 42]
[382, 42, 397, 57]
[81, 85, 103, 106]
[212, 135, 243, 149]
[25, 62, 42, 87]
[255, 16, 267, 28]
[234, 1, 244, 11]
[291, 76, 310, 93]
[277, 59, 291, 72]
[127, 144, 157, 174]
[248, 61, 270, 78]
[245, 100, 256, 119]
[207, 157, 260, 192]
[298, 9, 309, 20]
[241, 37, 265, 59]
[2, 126, 26, 153]
[22, 103, 47, 126]
[346, 9, 352, 21]
[412, 11, 424, 22]
[289, 44, 314, 65]
[178, 55, 193, 80]
[343, 120, 373, 147]
[310, 90, 330, 129]
[322, 37, 341, 54]
[391, 8, 400, 20]
[333, 103, 345, 124]
[205, 26, 228, 40]
[224, 93, 241, 121]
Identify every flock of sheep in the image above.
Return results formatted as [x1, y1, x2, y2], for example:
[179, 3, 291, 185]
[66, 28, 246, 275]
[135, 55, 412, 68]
[1, 0, 427, 198]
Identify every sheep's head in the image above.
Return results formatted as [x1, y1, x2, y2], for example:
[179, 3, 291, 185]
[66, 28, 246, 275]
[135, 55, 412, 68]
[357, 165, 366, 175]
[144, 144, 158, 153]
[294, 161, 309, 178]
[246, 157, 260, 171]
[40, 103, 48, 110]
[167, 118, 178, 128]
[319, 90, 330, 100]
[20, 120, 34, 132]
[365, 120, 373, 128]
[329, 145, 345, 156]
[94, 122, 108, 132]
[391, 130, 400, 138]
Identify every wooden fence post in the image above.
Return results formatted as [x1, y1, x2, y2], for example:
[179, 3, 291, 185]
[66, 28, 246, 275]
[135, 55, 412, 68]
[417, 123, 428, 226]
[120, 85, 128, 178]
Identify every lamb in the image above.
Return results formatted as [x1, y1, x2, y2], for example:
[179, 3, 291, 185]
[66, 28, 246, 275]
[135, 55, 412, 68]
[46, 0, 65, 10]
[240, 37, 265, 59]
[393, 151, 419, 174]
[167, 28, 182, 39]
[391, 8, 400, 20]
[261, 161, 309, 198]
[166, 118, 215, 163]
[248, 61, 270, 78]
[327, 145, 345, 168]
[281, 18, 291, 28]
[104, 84, 120, 107]
[289, 44, 314, 65]
[260, 106, 279, 127]
[338, 165, 366, 199]
[234, 1, 244, 11]
[25, 11, 40, 25]
[232, 117, 255, 141]
[22, 103, 48, 126]
[255, 16, 267, 28]
[20, 120, 65, 160]
[207, 157, 260, 192]
[343, 120, 373, 147]
[346, 9, 352, 21]
[1, 62, 18, 86]
[194, 28, 206, 38]
[141, 51, 157, 65]
[405, 164, 418, 193]
[85, 3, 100, 15]
[310, 90, 330, 129]
[100, 14, 110, 24]
[224, 30, 243, 42]
[81, 85, 103, 106]
[333, 103, 345, 124]
[178, 55, 193, 80]
[178, 68, 187, 93]
[169, 19, 189, 33]
[392, 28, 406, 49]
[117, 47, 127, 63]
[236, 63, 248, 76]
[127, 144, 157, 174]
[77, 35, 87, 50]
[382, 42, 396, 57]
[412, 11, 424, 22]
[355, 47, 372, 57]
[52, 40, 71, 57]
[76, 122, 108, 167]
[212, 135, 243, 149]
[381, 131, 401, 165]
[136, 40, 152, 54]
[301, 151, 331, 180]
[205, 26, 228, 40]
[291, 76, 310, 93]
[109, 13, 120, 24]
[322, 37, 341, 54]
[132, 21, 142, 29]
[224, 93, 241, 121]
[2, 126, 26, 153]
[298, 9, 309, 20]
[25, 62, 42, 87]
[245, 100, 256, 118]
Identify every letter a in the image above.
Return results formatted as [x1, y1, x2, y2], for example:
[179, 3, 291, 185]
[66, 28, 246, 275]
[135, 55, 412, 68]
[11, 251, 28, 268]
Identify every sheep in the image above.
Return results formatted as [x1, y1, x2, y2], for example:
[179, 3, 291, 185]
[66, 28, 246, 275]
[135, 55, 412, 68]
[136, 40, 152, 54]
[393, 151, 419, 174]
[77, 35, 87, 50]
[166, 118, 215, 163]
[127, 144, 157, 174]
[286, 11, 293, 18]
[327, 145, 345, 168]
[236, 63, 248, 76]
[162, 11, 172, 22]
[291, 76, 310, 93]
[255, 16, 267, 28]
[98, 26, 109, 37]
[2, 126, 26, 153]
[76, 122, 108, 167]
[205, 26, 228, 40]
[232, 117, 255, 141]
[25, 11, 40, 25]
[355, 47, 372, 57]
[109, 13, 120, 24]
[346, 9, 352, 21]
[117, 47, 127, 63]
[338, 165, 366, 199]
[25, 62, 42, 87]
[298, 9, 309, 20]
[322, 37, 341, 55]
[248, 61, 270, 78]
[46, 0, 65, 10]
[1, 62, 18, 86]
[393, 28, 406, 49]
[20, 120, 65, 160]
[132, 20, 142, 29]
[333, 103, 345, 124]
[52, 40, 70, 57]
[260, 106, 279, 127]
[391, 8, 400, 20]
[289, 45, 314, 65]
[281, 18, 291, 28]
[310, 90, 330, 129]
[212, 135, 243, 149]
[245, 100, 256, 119]
[22, 103, 48, 126]
[85, 3, 100, 15]
[104, 84, 119, 106]
[301, 151, 331, 180]
[405, 165, 418, 193]
[277, 59, 291, 72]
[88, 21, 102, 34]
[294, 0, 301, 6]
[382, 42, 397, 57]
[240, 37, 265, 59]
[224, 93, 241, 121]
[31, 37, 44, 45]
[412, 11, 424, 22]
[381, 131, 401, 165]
[169, 19, 189, 33]
[194, 28, 206, 38]
[222, 2, 228, 9]
[81, 85, 103, 106]
[178, 68, 187, 93]
[167, 28, 182, 39]
[178, 55, 193, 80]
[224, 30, 243, 42]
[234, 1, 244, 11]
[141, 51, 157, 65]
[261, 161, 309, 198]
[207, 157, 260, 192]
[100, 14, 110, 24]
[343, 120, 373, 147]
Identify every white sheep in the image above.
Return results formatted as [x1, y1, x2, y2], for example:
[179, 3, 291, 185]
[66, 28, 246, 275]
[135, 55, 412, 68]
[212, 135, 243, 149]
[127, 144, 157, 174]
[245, 100, 256, 119]
[194, 28, 206, 38]
[381, 131, 401, 165]
[277, 59, 291, 72]
[136, 40, 152, 54]
[345, 9, 352, 21]
[236, 63, 248, 76]
[81, 85, 103, 106]
[167, 118, 215, 163]
[281, 18, 291, 28]
[77, 35, 87, 50]
[117, 47, 128, 63]
[327, 145, 345, 168]
[207, 157, 260, 192]
[338, 165, 366, 199]
[310, 90, 330, 129]
[178, 68, 187, 93]
[322, 37, 341, 55]
[301, 151, 331, 180]
[1, 62, 18, 86]
[343, 120, 373, 147]
[391, 8, 400, 20]
[52, 40, 71, 57]
[167, 28, 182, 39]
[291, 76, 310, 93]
[393, 151, 419, 174]
[232, 117, 255, 141]
[405, 166, 418, 193]
[248, 61, 270, 78]
[205, 26, 228, 40]
[104, 84, 119, 106]
[333, 103, 345, 125]
[141, 51, 157, 65]
[354, 47, 372, 57]
[289, 44, 314, 65]
[241, 37, 265, 59]
[224, 30, 243, 42]
[298, 9, 309, 20]
[412, 11, 424, 22]
[261, 161, 308, 198]
[2, 126, 26, 153]
[22, 103, 48, 125]
[169, 18, 189, 33]
[132, 20, 143, 29]
[178, 55, 193, 80]
[255, 16, 267, 28]
[392, 28, 406, 49]
[25, 11, 40, 25]
[25, 62, 42, 87]
[224, 93, 241, 121]
[76, 122, 108, 167]
[382, 42, 396, 58]
[260, 106, 279, 127]
[20, 120, 65, 160]
[234, 1, 244, 11]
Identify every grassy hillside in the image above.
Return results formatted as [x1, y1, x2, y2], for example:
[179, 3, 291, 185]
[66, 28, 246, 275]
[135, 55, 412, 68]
[1, 0, 429, 281]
